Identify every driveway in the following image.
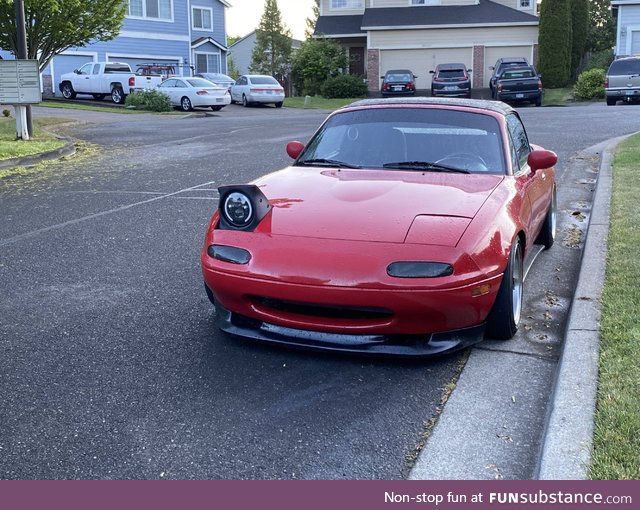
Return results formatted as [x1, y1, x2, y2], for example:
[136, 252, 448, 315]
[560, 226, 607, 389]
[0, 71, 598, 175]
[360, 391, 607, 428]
[0, 102, 639, 479]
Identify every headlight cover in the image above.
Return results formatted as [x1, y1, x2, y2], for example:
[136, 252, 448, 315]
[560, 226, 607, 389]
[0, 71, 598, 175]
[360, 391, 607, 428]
[218, 184, 272, 231]
[387, 261, 454, 278]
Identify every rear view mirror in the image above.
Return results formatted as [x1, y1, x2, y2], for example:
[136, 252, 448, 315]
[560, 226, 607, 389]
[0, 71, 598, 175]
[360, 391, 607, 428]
[286, 141, 304, 160]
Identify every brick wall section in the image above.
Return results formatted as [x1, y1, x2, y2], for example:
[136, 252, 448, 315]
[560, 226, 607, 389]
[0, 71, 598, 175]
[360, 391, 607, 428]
[533, 43, 539, 67]
[473, 45, 484, 89]
[367, 48, 380, 92]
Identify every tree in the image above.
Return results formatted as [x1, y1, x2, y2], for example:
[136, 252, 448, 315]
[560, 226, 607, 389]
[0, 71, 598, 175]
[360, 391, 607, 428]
[538, 0, 572, 88]
[570, 0, 590, 78]
[586, 0, 616, 53]
[249, 0, 292, 78]
[0, 0, 126, 72]
[292, 38, 348, 96]
[305, 0, 320, 40]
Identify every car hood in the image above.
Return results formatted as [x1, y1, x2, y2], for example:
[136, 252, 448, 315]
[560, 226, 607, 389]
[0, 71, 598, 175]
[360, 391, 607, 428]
[252, 167, 504, 243]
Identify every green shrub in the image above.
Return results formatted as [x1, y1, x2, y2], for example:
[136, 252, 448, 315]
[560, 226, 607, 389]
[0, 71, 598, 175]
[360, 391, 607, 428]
[125, 89, 172, 112]
[574, 68, 606, 100]
[321, 74, 368, 99]
[582, 49, 614, 73]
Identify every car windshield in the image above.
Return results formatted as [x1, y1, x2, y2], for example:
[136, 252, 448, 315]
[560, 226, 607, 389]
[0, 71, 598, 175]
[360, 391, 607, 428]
[187, 78, 217, 87]
[250, 76, 280, 85]
[296, 107, 506, 174]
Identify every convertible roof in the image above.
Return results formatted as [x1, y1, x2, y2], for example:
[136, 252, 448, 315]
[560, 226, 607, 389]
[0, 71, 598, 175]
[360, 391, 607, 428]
[342, 97, 515, 116]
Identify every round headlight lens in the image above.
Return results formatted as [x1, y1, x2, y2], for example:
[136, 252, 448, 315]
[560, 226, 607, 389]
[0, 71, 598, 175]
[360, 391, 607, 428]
[223, 192, 253, 227]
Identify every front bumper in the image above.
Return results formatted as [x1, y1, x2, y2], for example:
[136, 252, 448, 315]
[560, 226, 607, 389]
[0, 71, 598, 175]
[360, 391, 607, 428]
[214, 299, 485, 357]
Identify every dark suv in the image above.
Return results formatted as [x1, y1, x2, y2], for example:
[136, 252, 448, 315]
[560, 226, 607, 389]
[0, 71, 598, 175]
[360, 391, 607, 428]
[605, 56, 640, 106]
[429, 63, 472, 98]
[489, 57, 529, 95]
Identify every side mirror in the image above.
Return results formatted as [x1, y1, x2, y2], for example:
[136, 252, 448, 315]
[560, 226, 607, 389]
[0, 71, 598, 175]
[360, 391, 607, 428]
[429, 70, 435, 74]
[414, 75, 419, 78]
[528, 149, 557, 171]
[286, 141, 305, 160]
[74, 69, 80, 74]
[468, 69, 473, 73]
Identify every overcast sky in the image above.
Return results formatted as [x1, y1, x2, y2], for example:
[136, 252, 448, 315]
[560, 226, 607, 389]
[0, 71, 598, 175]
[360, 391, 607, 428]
[226, 0, 316, 41]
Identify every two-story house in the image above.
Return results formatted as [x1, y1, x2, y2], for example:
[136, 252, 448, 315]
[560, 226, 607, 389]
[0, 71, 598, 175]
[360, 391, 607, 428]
[37, 0, 230, 96]
[611, 1, 640, 56]
[314, 0, 539, 91]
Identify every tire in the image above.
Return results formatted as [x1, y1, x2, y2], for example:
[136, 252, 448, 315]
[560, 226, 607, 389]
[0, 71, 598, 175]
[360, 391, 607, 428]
[92, 94, 105, 101]
[536, 185, 557, 249]
[275, 101, 283, 108]
[180, 96, 193, 111]
[486, 237, 524, 340]
[535, 95, 542, 107]
[606, 97, 616, 106]
[211, 105, 222, 111]
[61, 82, 76, 100]
[242, 94, 250, 107]
[111, 86, 125, 104]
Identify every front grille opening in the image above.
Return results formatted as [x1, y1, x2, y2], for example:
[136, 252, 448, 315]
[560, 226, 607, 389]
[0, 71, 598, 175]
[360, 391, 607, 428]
[253, 297, 394, 321]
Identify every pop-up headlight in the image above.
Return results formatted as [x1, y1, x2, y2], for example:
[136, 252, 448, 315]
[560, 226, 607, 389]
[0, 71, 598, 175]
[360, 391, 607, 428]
[218, 185, 271, 231]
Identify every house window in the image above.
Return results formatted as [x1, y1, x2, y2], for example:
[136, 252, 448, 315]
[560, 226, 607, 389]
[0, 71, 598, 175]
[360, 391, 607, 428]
[128, 0, 172, 21]
[192, 7, 213, 30]
[330, 0, 363, 9]
[518, 0, 532, 8]
[195, 52, 221, 74]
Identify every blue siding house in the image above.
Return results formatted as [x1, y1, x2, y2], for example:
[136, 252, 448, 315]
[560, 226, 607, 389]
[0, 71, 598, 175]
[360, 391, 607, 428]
[3, 0, 230, 96]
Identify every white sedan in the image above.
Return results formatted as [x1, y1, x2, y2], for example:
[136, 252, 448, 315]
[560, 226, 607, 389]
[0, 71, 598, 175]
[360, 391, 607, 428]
[230, 75, 285, 108]
[157, 77, 231, 111]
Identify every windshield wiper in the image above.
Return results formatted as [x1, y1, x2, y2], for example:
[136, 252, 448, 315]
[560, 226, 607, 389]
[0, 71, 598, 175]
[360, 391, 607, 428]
[296, 158, 361, 169]
[382, 161, 470, 174]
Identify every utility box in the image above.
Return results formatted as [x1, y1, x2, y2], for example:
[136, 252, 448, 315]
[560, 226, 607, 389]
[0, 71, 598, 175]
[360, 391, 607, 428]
[0, 59, 42, 105]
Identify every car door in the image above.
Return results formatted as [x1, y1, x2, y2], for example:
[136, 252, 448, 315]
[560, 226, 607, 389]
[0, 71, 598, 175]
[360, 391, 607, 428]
[232, 76, 246, 102]
[158, 79, 178, 105]
[507, 114, 550, 245]
[72, 63, 94, 93]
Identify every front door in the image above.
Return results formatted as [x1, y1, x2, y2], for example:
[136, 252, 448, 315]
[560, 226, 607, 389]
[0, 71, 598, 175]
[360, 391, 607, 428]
[349, 47, 365, 77]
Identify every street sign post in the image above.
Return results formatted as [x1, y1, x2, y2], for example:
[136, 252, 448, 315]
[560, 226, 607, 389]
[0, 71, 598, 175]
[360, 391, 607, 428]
[0, 59, 42, 140]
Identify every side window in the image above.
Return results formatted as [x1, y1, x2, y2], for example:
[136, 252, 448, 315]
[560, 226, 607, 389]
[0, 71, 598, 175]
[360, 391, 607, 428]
[506, 114, 531, 173]
[161, 79, 175, 88]
[78, 63, 93, 75]
[92, 65, 100, 75]
[175, 80, 186, 88]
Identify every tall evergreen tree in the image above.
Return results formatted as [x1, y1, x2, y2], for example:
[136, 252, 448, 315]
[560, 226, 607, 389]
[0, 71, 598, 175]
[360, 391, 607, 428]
[249, 0, 292, 78]
[587, 0, 616, 53]
[305, 0, 320, 40]
[570, 0, 590, 78]
[0, 0, 125, 72]
[538, 0, 572, 88]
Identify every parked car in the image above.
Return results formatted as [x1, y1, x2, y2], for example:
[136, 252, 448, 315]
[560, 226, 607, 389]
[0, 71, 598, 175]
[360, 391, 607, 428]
[59, 62, 163, 104]
[488, 57, 529, 95]
[195, 72, 235, 91]
[200, 98, 557, 357]
[429, 63, 472, 98]
[230, 75, 285, 108]
[156, 77, 231, 111]
[380, 69, 417, 96]
[605, 56, 640, 106]
[493, 65, 543, 106]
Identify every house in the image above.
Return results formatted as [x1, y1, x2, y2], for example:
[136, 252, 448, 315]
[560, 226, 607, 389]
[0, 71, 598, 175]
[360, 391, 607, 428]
[611, 1, 640, 56]
[229, 30, 303, 75]
[37, 0, 230, 96]
[314, 0, 539, 91]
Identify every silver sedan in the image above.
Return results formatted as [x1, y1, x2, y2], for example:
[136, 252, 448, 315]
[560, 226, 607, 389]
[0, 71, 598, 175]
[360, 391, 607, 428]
[230, 75, 285, 108]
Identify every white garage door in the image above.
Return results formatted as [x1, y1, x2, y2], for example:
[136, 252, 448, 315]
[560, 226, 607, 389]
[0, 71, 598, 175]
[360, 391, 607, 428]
[484, 46, 533, 88]
[53, 54, 95, 97]
[380, 48, 472, 91]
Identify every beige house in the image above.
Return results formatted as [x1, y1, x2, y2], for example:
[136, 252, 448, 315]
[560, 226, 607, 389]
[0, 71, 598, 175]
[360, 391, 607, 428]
[315, 0, 539, 91]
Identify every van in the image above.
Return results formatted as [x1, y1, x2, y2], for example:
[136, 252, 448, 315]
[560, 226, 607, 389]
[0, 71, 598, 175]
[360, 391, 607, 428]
[605, 56, 640, 106]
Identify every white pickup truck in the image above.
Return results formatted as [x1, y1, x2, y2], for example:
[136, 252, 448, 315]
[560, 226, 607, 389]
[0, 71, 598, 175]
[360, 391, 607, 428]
[58, 62, 163, 104]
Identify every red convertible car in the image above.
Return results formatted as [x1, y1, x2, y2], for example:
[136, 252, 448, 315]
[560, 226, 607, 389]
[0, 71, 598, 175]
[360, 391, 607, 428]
[201, 98, 557, 356]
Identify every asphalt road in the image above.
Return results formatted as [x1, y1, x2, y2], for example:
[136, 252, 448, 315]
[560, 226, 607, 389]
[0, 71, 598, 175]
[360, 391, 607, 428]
[1, 101, 639, 479]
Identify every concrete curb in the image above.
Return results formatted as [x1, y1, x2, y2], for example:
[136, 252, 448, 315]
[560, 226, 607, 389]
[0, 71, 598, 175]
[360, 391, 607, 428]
[535, 138, 623, 479]
[0, 138, 76, 171]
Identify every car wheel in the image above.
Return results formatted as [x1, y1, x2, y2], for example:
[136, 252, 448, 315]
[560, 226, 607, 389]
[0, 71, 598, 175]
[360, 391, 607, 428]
[535, 95, 542, 107]
[486, 237, 524, 340]
[536, 185, 557, 249]
[61, 82, 76, 100]
[92, 94, 105, 101]
[180, 96, 193, 111]
[111, 86, 125, 104]
[242, 94, 250, 107]
[606, 97, 616, 106]
[275, 101, 283, 108]
[211, 106, 222, 111]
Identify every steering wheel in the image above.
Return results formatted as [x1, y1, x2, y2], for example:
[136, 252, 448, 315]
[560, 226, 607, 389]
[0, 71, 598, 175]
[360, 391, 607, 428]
[435, 153, 489, 173]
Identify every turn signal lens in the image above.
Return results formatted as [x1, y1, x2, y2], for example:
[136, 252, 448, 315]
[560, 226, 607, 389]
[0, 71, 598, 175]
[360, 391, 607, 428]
[208, 245, 251, 265]
[471, 284, 491, 297]
[387, 262, 453, 278]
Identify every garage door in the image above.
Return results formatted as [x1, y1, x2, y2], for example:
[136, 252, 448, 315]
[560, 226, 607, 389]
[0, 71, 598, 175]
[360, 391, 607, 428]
[379, 48, 472, 91]
[52, 54, 95, 97]
[484, 46, 533, 88]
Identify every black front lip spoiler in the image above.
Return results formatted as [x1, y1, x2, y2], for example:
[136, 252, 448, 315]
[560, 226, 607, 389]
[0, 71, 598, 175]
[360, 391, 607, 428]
[214, 301, 485, 357]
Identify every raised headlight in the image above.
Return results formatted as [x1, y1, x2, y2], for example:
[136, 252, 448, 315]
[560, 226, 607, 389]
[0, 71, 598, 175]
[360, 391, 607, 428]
[223, 192, 253, 227]
[217, 185, 272, 231]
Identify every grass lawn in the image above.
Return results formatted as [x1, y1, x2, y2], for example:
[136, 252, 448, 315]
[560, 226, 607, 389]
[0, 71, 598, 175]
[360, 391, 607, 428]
[0, 116, 69, 161]
[284, 96, 364, 110]
[543, 88, 575, 105]
[589, 134, 640, 479]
